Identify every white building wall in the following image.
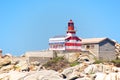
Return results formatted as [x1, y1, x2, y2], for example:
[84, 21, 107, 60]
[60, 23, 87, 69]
[49, 37, 66, 50]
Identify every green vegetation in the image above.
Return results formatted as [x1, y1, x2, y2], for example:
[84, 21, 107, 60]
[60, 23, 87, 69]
[70, 61, 79, 67]
[93, 58, 104, 64]
[43, 56, 81, 71]
[111, 59, 120, 67]
[51, 56, 64, 63]
[93, 58, 120, 67]
[94, 60, 103, 64]
[44, 57, 64, 67]
[43, 57, 70, 71]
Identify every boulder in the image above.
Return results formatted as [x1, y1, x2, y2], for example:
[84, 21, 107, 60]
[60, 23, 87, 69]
[0, 65, 14, 73]
[61, 67, 76, 79]
[94, 72, 120, 80]
[24, 70, 63, 80]
[68, 52, 80, 62]
[94, 72, 106, 80]
[0, 57, 11, 67]
[84, 64, 98, 74]
[0, 73, 9, 80]
[8, 71, 30, 80]
[61, 63, 88, 79]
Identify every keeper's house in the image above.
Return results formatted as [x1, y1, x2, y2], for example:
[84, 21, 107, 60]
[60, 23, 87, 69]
[81, 38, 116, 60]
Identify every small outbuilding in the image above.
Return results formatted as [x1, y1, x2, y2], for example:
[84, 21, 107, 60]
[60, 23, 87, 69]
[81, 37, 116, 60]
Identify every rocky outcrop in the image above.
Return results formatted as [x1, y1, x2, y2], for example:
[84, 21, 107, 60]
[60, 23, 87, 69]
[0, 70, 64, 80]
[0, 53, 120, 80]
[0, 62, 120, 80]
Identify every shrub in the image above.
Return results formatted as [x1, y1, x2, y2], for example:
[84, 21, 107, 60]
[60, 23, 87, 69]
[93, 59, 103, 64]
[43, 57, 65, 67]
[52, 57, 64, 62]
[111, 59, 120, 67]
[43, 56, 70, 71]
[70, 61, 79, 67]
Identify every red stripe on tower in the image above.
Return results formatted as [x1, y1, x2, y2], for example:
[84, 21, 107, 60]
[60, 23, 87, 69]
[65, 43, 81, 46]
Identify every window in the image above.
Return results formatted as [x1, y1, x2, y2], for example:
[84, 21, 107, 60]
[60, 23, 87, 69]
[86, 45, 90, 49]
[68, 23, 73, 26]
[86, 44, 94, 49]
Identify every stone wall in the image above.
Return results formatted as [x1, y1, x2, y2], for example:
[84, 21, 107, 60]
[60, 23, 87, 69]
[25, 50, 54, 64]
[29, 57, 51, 64]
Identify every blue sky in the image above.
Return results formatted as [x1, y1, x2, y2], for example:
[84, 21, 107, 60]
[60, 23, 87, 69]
[0, 0, 120, 56]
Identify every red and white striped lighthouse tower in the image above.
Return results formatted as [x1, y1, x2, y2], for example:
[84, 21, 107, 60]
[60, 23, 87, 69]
[65, 20, 82, 50]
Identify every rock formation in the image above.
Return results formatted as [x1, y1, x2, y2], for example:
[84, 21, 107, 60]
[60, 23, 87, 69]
[0, 52, 119, 80]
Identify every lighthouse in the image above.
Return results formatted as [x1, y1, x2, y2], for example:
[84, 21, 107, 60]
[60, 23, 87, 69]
[67, 19, 76, 36]
[65, 20, 82, 50]
[49, 20, 82, 51]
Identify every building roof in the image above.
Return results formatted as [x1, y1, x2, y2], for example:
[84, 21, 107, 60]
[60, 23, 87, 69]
[52, 35, 66, 38]
[49, 35, 66, 42]
[81, 37, 115, 44]
[50, 35, 82, 41]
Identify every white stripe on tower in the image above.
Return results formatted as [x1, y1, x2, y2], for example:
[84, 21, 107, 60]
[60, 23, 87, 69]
[65, 46, 81, 50]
